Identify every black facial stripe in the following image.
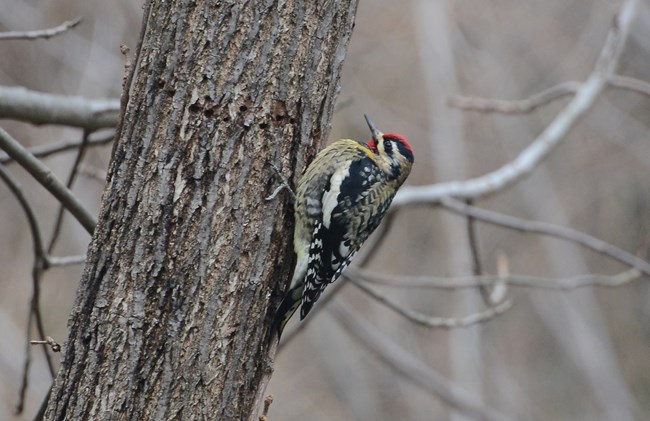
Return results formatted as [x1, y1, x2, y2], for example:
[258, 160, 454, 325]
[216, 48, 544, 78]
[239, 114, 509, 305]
[396, 141, 414, 163]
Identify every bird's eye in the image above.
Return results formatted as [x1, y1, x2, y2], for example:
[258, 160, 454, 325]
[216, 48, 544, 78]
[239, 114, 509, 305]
[384, 140, 393, 153]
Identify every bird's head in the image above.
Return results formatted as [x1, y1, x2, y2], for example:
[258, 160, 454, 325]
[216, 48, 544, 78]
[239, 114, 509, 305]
[364, 114, 414, 183]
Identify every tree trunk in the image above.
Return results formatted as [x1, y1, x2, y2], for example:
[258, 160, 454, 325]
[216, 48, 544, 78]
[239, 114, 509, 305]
[46, 1, 358, 419]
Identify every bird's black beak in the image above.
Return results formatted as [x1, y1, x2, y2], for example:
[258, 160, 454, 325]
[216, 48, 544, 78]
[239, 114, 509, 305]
[364, 114, 383, 142]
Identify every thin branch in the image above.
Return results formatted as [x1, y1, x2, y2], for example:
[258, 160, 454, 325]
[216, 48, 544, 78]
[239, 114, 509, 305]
[31, 263, 55, 378]
[329, 304, 515, 421]
[608, 75, 650, 97]
[447, 81, 580, 114]
[0, 85, 119, 129]
[30, 337, 61, 353]
[393, 0, 638, 207]
[258, 395, 273, 421]
[467, 202, 483, 277]
[465, 199, 504, 306]
[16, 308, 32, 415]
[0, 166, 55, 413]
[0, 165, 45, 261]
[440, 197, 650, 277]
[0, 130, 115, 164]
[47, 254, 86, 267]
[0, 166, 87, 273]
[447, 75, 650, 115]
[347, 276, 513, 329]
[347, 267, 643, 291]
[0, 128, 96, 234]
[48, 130, 92, 253]
[0, 17, 82, 41]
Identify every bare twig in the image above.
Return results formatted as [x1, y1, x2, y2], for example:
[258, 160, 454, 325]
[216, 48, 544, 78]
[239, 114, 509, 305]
[0, 130, 115, 164]
[440, 197, 650, 277]
[31, 263, 55, 378]
[0, 167, 86, 270]
[0, 86, 119, 129]
[448, 81, 580, 114]
[447, 75, 650, 114]
[347, 276, 513, 329]
[0, 17, 82, 41]
[466, 202, 483, 277]
[0, 166, 46, 262]
[30, 337, 61, 353]
[608, 75, 650, 97]
[48, 130, 92, 253]
[258, 395, 273, 421]
[347, 267, 642, 291]
[47, 254, 86, 267]
[0, 165, 54, 413]
[329, 304, 515, 421]
[393, 0, 638, 207]
[16, 308, 33, 415]
[0, 128, 96, 234]
[465, 199, 505, 306]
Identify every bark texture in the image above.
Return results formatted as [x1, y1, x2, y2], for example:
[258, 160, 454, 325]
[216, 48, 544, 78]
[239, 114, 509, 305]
[46, 0, 358, 419]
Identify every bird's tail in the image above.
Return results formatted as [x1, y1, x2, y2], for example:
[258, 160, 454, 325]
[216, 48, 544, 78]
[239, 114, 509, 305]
[271, 285, 303, 340]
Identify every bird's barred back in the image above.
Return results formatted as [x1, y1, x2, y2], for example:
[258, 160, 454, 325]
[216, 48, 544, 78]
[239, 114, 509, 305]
[299, 150, 398, 319]
[273, 116, 413, 338]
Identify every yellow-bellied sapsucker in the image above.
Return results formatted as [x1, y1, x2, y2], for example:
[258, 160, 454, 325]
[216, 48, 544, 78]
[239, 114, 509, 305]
[273, 115, 414, 337]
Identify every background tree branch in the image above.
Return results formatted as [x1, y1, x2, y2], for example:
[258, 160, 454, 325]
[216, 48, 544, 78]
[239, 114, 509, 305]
[0, 86, 119, 129]
[393, 0, 638, 207]
[0, 128, 96, 234]
[0, 17, 82, 41]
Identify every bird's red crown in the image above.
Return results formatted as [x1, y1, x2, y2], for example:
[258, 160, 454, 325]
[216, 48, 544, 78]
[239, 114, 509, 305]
[367, 133, 413, 155]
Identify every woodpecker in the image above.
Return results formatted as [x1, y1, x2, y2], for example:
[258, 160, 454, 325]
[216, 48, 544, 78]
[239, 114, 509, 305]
[273, 115, 414, 337]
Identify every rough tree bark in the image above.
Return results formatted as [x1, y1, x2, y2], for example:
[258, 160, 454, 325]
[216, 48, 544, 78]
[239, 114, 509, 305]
[45, 0, 358, 419]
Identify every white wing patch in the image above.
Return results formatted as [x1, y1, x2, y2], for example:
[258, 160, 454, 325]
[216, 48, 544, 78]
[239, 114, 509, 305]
[321, 165, 349, 229]
[332, 242, 351, 270]
[338, 242, 350, 259]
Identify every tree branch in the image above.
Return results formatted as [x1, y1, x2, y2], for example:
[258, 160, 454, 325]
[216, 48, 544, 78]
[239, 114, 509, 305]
[447, 81, 580, 114]
[393, 0, 638, 207]
[347, 267, 643, 291]
[329, 304, 515, 421]
[48, 130, 92, 253]
[0, 165, 54, 414]
[447, 75, 650, 115]
[0, 128, 96, 234]
[608, 75, 650, 98]
[47, 255, 86, 267]
[440, 197, 650, 277]
[0, 17, 82, 41]
[0, 86, 119, 129]
[347, 276, 513, 329]
[0, 130, 115, 164]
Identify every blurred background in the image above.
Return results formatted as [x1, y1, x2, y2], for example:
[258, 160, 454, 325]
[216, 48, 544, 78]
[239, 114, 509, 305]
[1, 0, 649, 420]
